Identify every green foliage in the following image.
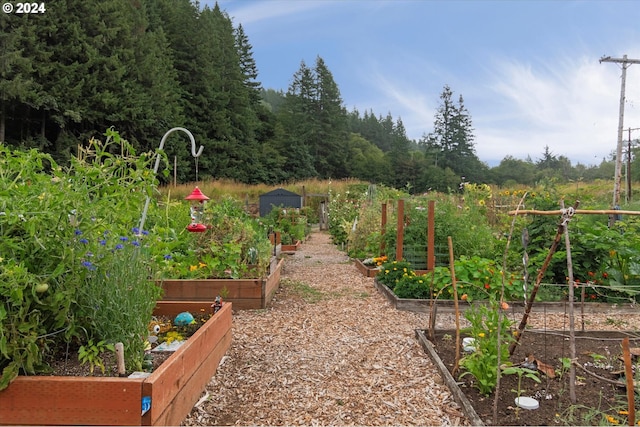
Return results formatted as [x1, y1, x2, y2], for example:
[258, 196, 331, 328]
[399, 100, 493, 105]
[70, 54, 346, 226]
[572, 217, 640, 302]
[393, 273, 432, 299]
[382, 193, 497, 268]
[430, 256, 524, 302]
[78, 340, 115, 375]
[155, 197, 272, 279]
[376, 260, 415, 291]
[262, 207, 309, 245]
[73, 229, 162, 373]
[327, 184, 371, 246]
[502, 365, 541, 412]
[0, 129, 160, 389]
[459, 298, 514, 395]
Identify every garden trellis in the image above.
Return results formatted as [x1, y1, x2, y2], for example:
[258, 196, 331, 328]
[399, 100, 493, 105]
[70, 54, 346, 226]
[507, 202, 640, 408]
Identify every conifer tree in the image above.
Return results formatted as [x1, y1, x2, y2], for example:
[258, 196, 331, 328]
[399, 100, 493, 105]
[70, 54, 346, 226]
[421, 85, 487, 182]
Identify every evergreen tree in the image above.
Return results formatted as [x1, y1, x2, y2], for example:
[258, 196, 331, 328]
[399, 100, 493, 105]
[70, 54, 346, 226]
[0, 12, 38, 143]
[421, 85, 484, 181]
[236, 24, 262, 105]
[311, 56, 349, 178]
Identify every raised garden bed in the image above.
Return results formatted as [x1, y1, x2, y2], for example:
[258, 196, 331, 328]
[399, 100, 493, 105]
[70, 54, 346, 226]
[354, 258, 381, 277]
[0, 302, 232, 426]
[281, 240, 302, 252]
[374, 278, 640, 314]
[160, 257, 284, 310]
[417, 328, 640, 426]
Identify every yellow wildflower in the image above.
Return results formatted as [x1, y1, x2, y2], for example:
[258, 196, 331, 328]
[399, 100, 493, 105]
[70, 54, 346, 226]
[478, 332, 486, 338]
[606, 415, 619, 425]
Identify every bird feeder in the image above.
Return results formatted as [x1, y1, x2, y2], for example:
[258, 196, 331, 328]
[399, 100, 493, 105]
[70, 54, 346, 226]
[185, 186, 209, 232]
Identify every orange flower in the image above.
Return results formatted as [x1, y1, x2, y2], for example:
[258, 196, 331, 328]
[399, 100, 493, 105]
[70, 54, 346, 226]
[500, 301, 509, 310]
[461, 294, 468, 301]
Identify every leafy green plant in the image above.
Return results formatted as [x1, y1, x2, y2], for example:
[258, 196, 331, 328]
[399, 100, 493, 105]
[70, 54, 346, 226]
[393, 272, 432, 299]
[73, 228, 162, 372]
[376, 260, 415, 291]
[459, 298, 514, 395]
[556, 357, 572, 380]
[428, 256, 525, 301]
[78, 339, 116, 375]
[262, 206, 309, 245]
[0, 129, 160, 389]
[155, 197, 272, 279]
[327, 186, 367, 246]
[502, 365, 541, 419]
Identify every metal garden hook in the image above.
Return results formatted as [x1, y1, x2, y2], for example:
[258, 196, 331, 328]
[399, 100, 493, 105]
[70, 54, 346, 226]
[138, 127, 204, 234]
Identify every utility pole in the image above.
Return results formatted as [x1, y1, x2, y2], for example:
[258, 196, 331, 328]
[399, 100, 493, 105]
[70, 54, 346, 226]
[627, 127, 640, 202]
[599, 55, 640, 209]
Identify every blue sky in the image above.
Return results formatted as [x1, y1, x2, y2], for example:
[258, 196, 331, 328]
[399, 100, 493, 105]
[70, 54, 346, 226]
[206, 0, 640, 167]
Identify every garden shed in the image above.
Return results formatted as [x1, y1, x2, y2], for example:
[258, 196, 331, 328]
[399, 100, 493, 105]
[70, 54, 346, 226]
[259, 188, 303, 217]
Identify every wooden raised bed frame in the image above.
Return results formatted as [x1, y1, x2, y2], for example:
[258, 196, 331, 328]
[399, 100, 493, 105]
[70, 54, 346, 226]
[0, 302, 232, 426]
[354, 258, 381, 277]
[160, 258, 284, 310]
[281, 240, 302, 252]
[374, 279, 640, 314]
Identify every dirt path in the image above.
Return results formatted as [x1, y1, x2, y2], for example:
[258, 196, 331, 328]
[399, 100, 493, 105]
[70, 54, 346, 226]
[184, 231, 467, 426]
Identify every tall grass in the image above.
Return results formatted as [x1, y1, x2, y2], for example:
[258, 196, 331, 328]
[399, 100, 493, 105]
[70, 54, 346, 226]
[160, 178, 368, 204]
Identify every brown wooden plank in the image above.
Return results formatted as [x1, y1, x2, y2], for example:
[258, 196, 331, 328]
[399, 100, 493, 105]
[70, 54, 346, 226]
[160, 279, 263, 300]
[0, 376, 143, 426]
[264, 258, 284, 308]
[146, 303, 232, 419]
[415, 330, 485, 426]
[151, 331, 232, 426]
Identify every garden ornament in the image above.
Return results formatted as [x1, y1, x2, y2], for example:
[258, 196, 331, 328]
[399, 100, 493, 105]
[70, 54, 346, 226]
[174, 311, 195, 326]
[185, 186, 210, 232]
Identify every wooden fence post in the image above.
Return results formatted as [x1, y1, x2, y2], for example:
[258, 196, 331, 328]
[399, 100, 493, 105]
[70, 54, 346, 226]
[380, 202, 387, 255]
[396, 199, 404, 261]
[427, 200, 435, 270]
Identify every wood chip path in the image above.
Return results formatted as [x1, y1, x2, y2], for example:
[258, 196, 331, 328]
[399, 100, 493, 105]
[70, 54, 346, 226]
[184, 230, 640, 426]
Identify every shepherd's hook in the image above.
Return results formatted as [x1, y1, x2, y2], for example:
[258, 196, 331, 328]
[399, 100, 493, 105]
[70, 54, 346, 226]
[138, 127, 204, 234]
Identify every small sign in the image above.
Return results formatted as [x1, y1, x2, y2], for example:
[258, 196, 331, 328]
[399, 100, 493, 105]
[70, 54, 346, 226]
[141, 396, 152, 416]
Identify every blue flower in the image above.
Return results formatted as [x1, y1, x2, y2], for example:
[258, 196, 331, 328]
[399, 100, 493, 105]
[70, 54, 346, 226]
[141, 230, 149, 236]
[99, 239, 107, 246]
[132, 240, 140, 247]
[115, 244, 124, 250]
[79, 238, 89, 244]
[75, 229, 82, 236]
[164, 254, 172, 260]
[120, 236, 128, 242]
[82, 261, 96, 270]
[132, 227, 140, 234]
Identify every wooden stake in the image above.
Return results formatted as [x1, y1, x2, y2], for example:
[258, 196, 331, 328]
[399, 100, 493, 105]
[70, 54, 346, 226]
[622, 338, 636, 426]
[115, 342, 126, 377]
[448, 236, 461, 376]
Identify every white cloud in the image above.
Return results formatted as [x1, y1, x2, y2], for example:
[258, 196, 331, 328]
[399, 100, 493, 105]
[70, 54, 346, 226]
[473, 55, 640, 166]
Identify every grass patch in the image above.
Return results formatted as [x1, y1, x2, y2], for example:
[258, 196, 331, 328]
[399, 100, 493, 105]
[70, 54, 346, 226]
[282, 279, 325, 303]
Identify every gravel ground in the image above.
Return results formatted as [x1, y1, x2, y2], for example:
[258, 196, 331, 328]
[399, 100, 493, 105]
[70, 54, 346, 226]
[184, 230, 640, 426]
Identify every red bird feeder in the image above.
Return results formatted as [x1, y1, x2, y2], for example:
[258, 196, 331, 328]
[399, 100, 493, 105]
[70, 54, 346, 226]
[185, 186, 210, 232]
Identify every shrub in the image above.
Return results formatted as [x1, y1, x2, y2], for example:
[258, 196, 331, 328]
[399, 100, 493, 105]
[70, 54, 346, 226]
[376, 260, 414, 291]
[154, 196, 272, 279]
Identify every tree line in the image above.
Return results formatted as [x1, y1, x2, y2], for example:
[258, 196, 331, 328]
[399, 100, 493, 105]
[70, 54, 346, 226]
[1, 0, 636, 192]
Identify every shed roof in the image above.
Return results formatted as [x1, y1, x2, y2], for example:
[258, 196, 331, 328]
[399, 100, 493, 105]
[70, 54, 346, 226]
[260, 188, 301, 198]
